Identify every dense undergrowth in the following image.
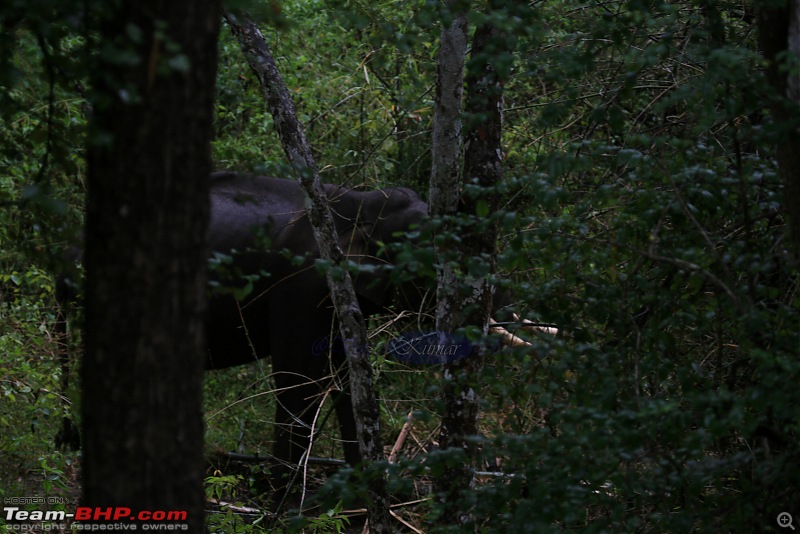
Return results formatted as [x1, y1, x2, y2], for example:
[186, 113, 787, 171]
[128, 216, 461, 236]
[2, 0, 799, 531]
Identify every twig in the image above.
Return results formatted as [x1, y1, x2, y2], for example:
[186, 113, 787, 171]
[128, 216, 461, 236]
[369, 310, 413, 339]
[218, 451, 346, 466]
[207, 498, 265, 515]
[390, 510, 423, 533]
[388, 411, 414, 463]
[300, 388, 330, 511]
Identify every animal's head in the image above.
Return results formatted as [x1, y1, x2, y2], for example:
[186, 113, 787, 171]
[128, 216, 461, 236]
[328, 184, 432, 314]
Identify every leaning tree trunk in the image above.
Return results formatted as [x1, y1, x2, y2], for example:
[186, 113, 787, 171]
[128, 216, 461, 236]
[758, 1, 800, 259]
[224, 13, 391, 532]
[430, 1, 514, 524]
[82, 1, 221, 530]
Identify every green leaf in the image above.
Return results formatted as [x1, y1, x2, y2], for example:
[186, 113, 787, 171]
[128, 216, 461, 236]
[476, 199, 489, 218]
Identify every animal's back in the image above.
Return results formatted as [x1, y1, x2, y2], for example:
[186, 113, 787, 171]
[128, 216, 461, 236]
[208, 172, 309, 253]
[204, 172, 427, 370]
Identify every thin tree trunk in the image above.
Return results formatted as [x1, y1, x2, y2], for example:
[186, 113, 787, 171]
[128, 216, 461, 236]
[429, 2, 468, 216]
[431, 1, 513, 523]
[429, 1, 468, 332]
[758, 1, 800, 259]
[223, 13, 391, 532]
[82, 1, 221, 530]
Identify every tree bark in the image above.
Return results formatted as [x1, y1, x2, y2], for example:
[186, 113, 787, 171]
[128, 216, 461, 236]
[431, 1, 513, 523]
[82, 1, 221, 530]
[758, 1, 800, 259]
[429, 1, 469, 332]
[429, 2, 468, 217]
[223, 13, 392, 532]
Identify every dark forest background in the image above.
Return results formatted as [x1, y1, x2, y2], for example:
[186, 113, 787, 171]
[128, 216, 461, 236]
[1, 0, 799, 531]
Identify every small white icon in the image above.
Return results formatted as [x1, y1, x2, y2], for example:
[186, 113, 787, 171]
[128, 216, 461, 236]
[778, 512, 795, 530]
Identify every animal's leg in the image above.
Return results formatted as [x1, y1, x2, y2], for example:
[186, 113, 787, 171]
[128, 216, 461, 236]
[266, 282, 335, 497]
[272, 378, 325, 467]
[269, 375, 327, 502]
[328, 338, 360, 466]
[331, 387, 360, 466]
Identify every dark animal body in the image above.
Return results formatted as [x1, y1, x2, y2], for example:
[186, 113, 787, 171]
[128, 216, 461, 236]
[205, 172, 427, 471]
[57, 172, 429, 484]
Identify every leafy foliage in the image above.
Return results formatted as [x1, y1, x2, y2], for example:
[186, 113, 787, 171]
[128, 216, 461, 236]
[1, 0, 798, 531]
[0, 267, 78, 505]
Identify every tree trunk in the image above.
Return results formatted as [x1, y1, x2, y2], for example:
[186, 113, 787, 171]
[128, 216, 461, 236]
[431, 2, 513, 523]
[82, 1, 221, 531]
[758, 1, 800, 259]
[224, 13, 391, 532]
[429, 1, 468, 332]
